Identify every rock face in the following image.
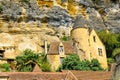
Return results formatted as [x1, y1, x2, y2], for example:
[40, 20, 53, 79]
[113, 53, 120, 80]
[0, 0, 120, 32]
[0, 0, 120, 57]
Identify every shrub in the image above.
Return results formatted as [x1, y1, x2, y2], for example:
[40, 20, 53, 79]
[90, 59, 103, 71]
[61, 36, 70, 41]
[112, 48, 120, 57]
[15, 49, 51, 72]
[61, 54, 104, 71]
[107, 58, 115, 65]
[0, 63, 11, 72]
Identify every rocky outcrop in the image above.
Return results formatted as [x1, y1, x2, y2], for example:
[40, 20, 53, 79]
[1, 0, 120, 32]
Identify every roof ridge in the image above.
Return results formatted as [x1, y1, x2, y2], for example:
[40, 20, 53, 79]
[65, 71, 78, 80]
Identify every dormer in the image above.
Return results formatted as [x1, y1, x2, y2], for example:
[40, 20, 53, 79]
[59, 42, 64, 55]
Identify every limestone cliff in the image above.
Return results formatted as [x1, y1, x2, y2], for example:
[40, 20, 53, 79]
[0, 0, 120, 56]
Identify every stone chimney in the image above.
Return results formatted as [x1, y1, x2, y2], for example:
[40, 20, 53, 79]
[44, 40, 47, 55]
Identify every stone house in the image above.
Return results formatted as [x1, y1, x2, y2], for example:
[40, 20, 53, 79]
[47, 41, 75, 71]
[71, 27, 108, 69]
[47, 27, 108, 71]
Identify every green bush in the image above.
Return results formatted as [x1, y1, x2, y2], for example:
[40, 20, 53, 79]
[40, 62, 51, 72]
[90, 59, 104, 71]
[15, 49, 51, 72]
[62, 54, 80, 70]
[61, 36, 70, 41]
[107, 58, 115, 65]
[0, 63, 11, 72]
[61, 54, 104, 71]
[112, 48, 120, 57]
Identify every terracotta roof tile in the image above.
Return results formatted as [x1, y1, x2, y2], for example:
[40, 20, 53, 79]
[48, 42, 59, 54]
[0, 71, 112, 80]
[4, 72, 67, 80]
[32, 64, 42, 72]
[71, 70, 113, 80]
[48, 41, 75, 55]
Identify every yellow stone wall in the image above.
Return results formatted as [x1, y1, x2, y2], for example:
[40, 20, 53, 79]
[47, 55, 61, 71]
[71, 28, 91, 60]
[71, 28, 108, 69]
[89, 29, 108, 69]
[0, 60, 7, 64]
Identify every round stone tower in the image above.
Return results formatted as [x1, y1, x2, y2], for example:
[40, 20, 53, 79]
[71, 27, 91, 60]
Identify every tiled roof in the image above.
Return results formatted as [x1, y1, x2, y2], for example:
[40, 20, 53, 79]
[71, 70, 113, 80]
[48, 41, 75, 55]
[0, 71, 112, 80]
[32, 64, 42, 72]
[1, 72, 67, 80]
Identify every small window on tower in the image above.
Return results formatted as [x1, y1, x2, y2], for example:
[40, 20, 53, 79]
[98, 48, 102, 56]
[93, 36, 96, 42]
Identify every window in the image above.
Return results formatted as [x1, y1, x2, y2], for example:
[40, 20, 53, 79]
[93, 36, 96, 42]
[98, 48, 102, 56]
[59, 46, 64, 53]
[60, 57, 64, 64]
[0, 50, 5, 59]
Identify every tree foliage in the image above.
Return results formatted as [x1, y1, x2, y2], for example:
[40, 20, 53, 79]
[62, 54, 80, 70]
[61, 54, 104, 71]
[61, 36, 70, 41]
[97, 30, 120, 57]
[0, 63, 11, 72]
[112, 48, 120, 57]
[15, 49, 51, 72]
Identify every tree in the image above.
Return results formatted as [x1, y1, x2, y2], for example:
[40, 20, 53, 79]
[15, 49, 51, 72]
[112, 48, 120, 57]
[97, 30, 118, 57]
[61, 54, 104, 71]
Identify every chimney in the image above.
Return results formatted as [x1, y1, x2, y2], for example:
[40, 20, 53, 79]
[44, 40, 47, 55]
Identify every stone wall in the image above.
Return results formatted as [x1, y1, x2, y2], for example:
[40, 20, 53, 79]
[71, 28, 91, 60]
[71, 27, 108, 69]
[47, 55, 61, 71]
[89, 29, 108, 69]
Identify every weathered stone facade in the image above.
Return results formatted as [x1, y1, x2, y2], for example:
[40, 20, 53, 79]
[47, 42, 75, 71]
[71, 27, 108, 69]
